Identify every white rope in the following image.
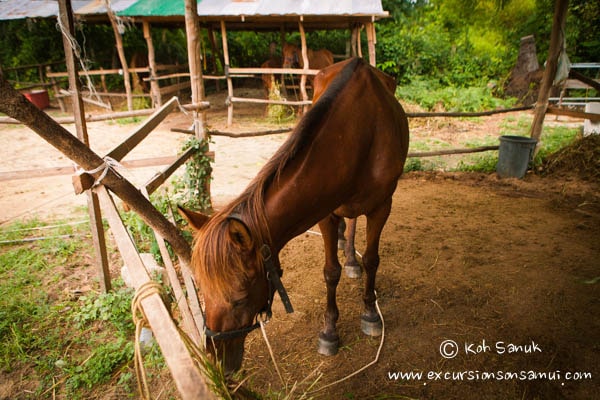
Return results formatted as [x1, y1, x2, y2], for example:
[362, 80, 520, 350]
[259, 292, 385, 395]
[55, 16, 103, 104]
[260, 321, 286, 386]
[80, 156, 125, 187]
[174, 96, 190, 116]
[311, 294, 385, 393]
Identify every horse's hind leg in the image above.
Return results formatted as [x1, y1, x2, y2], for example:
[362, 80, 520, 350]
[343, 218, 361, 278]
[317, 213, 343, 356]
[361, 198, 392, 337]
[337, 217, 346, 250]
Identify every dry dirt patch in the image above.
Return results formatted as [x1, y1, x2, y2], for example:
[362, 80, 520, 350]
[240, 172, 599, 399]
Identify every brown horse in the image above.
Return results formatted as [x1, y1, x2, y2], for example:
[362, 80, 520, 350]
[179, 57, 409, 373]
[261, 41, 282, 97]
[261, 56, 282, 97]
[282, 42, 334, 71]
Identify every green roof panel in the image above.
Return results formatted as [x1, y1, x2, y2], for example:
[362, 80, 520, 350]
[119, 0, 184, 17]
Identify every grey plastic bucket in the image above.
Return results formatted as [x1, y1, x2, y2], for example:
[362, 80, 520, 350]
[496, 135, 537, 179]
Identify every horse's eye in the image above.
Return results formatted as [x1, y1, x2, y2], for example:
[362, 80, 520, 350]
[231, 298, 248, 309]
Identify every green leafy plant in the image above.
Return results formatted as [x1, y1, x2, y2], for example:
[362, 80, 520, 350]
[266, 81, 295, 123]
[182, 137, 213, 213]
[73, 285, 135, 333]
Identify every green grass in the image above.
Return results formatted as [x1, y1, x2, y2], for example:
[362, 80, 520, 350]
[397, 79, 516, 112]
[451, 119, 581, 173]
[0, 218, 146, 398]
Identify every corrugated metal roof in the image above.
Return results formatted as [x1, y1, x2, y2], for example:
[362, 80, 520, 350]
[75, 0, 138, 16]
[117, 0, 386, 19]
[196, 0, 387, 17]
[119, 0, 184, 17]
[0, 0, 137, 21]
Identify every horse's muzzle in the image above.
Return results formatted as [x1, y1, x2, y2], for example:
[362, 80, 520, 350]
[207, 336, 246, 375]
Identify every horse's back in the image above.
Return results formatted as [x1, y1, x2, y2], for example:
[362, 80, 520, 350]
[302, 58, 409, 216]
[308, 49, 334, 70]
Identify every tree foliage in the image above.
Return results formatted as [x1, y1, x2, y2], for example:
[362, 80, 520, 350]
[0, 1, 597, 89]
[378, 0, 599, 86]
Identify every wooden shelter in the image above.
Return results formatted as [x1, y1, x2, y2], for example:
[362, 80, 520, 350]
[117, 0, 389, 124]
[195, 0, 389, 125]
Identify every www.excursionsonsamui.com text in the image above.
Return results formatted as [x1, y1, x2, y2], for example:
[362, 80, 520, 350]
[388, 370, 592, 384]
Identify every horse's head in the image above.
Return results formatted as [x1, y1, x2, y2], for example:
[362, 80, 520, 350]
[178, 206, 273, 373]
[282, 43, 301, 68]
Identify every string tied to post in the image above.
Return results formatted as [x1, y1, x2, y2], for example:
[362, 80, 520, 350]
[79, 156, 125, 188]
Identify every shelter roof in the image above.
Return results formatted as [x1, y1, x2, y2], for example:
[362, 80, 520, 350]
[116, 0, 388, 30]
[0, 0, 136, 21]
[118, 0, 184, 18]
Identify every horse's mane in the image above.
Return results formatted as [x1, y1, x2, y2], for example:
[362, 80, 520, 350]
[193, 58, 364, 301]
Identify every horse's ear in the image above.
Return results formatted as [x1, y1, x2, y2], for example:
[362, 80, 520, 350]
[177, 206, 209, 231]
[227, 219, 254, 251]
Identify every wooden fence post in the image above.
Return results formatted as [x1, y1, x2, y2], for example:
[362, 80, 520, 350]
[96, 186, 214, 399]
[58, 0, 111, 292]
[529, 0, 570, 143]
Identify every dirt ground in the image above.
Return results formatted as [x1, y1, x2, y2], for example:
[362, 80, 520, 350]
[0, 89, 598, 399]
[242, 171, 599, 400]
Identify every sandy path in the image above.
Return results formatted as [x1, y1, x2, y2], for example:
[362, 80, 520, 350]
[0, 99, 287, 224]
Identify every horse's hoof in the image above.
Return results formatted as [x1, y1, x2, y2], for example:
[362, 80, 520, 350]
[344, 264, 362, 279]
[318, 334, 339, 356]
[361, 315, 382, 337]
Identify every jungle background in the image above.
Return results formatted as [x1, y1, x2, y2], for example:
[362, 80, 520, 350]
[1, 0, 598, 111]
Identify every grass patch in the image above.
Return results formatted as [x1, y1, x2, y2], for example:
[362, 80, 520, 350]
[397, 79, 516, 112]
[452, 122, 580, 173]
[0, 218, 150, 398]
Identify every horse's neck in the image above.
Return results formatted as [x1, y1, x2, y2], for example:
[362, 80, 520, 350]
[298, 49, 315, 68]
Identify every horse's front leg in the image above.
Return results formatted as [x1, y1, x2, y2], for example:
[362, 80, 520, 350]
[361, 198, 392, 337]
[317, 214, 343, 356]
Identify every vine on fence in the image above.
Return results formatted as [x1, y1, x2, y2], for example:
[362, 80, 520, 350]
[182, 137, 213, 213]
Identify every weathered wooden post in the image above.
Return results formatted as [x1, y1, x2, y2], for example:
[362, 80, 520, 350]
[58, 0, 111, 292]
[143, 20, 162, 107]
[104, 0, 134, 111]
[185, 0, 212, 209]
[185, 0, 206, 138]
[298, 21, 309, 113]
[529, 0, 570, 145]
[0, 78, 193, 266]
[365, 20, 377, 66]
[220, 20, 234, 127]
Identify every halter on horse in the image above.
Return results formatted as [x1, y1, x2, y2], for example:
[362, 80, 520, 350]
[180, 57, 409, 373]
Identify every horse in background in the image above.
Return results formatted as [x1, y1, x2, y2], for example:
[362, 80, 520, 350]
[179, 58, 409, 373]
[261, 57, 282, 97]
[282, 43, 334, 70]
[261, 41, 283, 98]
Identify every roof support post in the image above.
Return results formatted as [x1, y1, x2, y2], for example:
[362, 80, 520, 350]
[365, 19, 376, 66]
[220, 20, 234, 127]
[143, 20, 162, 107]
[185, 0, 207, 138]
[298, 20, 309, 113]
[104, 0, 133, 111]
